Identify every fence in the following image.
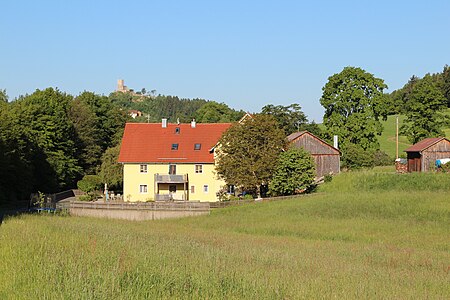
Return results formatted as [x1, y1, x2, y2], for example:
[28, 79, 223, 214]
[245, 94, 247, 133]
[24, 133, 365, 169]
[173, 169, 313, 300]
[30, 190, 76, 209]
[209, 194, 310, 208]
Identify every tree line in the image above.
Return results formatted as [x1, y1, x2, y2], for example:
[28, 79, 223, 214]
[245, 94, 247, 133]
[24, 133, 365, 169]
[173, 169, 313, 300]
[388, 66, 450, 143]
[216, 65, 450, 198]
[1, 64, 449, 206]
[320, 65, 450, 168]
[0, 89, 246, 208]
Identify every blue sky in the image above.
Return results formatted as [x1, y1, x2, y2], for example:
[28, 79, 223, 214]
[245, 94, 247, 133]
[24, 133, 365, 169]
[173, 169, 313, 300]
[1, 0, 449, 121]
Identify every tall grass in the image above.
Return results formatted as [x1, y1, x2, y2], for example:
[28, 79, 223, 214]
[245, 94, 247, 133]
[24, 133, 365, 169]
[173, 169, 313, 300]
[1, 171, 449, 299]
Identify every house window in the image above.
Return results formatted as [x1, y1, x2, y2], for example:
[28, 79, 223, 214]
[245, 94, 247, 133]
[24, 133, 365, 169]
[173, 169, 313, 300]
[175, 127, 180, 134]
[203, 185, 209, 193]
[140, 164, 147, 173]
[169, 164, 176, 175]
[171, 143, 179, 150]
[195, 164, 203, 174]
[139, 185, 148, 193]
[194, 143, 201, 150]
[169, 185, 177, 192]
[190, 185, 195, 193]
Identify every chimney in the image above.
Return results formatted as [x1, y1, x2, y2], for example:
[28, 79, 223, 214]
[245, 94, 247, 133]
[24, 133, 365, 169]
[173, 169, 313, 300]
[191, 119, 196, 128]
[333, 135, 338, 149]
[162, 118, 167, 128]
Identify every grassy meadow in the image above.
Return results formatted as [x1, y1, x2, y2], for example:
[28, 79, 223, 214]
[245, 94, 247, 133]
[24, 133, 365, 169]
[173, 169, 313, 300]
[378, 115, 410, 158]
[1, 170, 449, 299]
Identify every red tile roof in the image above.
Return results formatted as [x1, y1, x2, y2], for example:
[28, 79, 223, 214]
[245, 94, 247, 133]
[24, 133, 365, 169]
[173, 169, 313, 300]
[404, 137, 448, 152]
[118, 122, 232, 163]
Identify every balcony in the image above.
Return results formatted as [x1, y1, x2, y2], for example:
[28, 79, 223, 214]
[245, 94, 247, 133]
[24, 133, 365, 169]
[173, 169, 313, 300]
[154, 174, 188, 183]
[154, 194, 187, 201]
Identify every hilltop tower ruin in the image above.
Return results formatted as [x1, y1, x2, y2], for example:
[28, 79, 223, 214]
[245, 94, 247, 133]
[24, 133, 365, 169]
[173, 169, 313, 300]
[117, 79, 129, 93]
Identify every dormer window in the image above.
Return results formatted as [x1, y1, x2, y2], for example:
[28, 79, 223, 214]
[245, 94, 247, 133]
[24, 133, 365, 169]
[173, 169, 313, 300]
[175, 127, 180, 134]
[171, 143, 179, 150]
[194, 143, 201, 150]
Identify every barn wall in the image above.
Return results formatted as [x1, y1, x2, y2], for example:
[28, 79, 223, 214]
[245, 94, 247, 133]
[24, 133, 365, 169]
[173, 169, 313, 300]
[312, 154, 340, 178]
[291, 134, 339, 155]
[290, 133, 340, 178]
[422, 140, 450, 172]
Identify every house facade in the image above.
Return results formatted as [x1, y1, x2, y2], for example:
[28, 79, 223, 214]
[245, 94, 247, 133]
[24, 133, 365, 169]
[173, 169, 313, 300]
[405, 137, 450, 172]
[288, 131, 340, 178]
[118, 120, 231, 202]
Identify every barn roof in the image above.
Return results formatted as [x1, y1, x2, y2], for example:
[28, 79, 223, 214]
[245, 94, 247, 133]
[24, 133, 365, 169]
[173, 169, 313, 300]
[118, 122, 231, 163]
[404, 137, 450, 152]
[287, 131, 340, 154]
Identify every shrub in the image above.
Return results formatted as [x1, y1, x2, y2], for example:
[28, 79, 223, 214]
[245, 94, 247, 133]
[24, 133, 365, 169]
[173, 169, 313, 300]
[243, 194, 254, 200]
[77, 175, 102, 201]
[77, 175, 102, 193]
[341, 143, 375, 169]
[373, 150, 393, 166]
[324, 174, 333, 183]
[269, 147, 315, 196]
[79, 194, 96, 201]
[216, 187, 229, 202]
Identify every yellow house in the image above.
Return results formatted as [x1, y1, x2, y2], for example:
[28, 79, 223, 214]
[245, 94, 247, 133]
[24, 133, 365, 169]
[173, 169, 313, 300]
[118, 120, 232, 202]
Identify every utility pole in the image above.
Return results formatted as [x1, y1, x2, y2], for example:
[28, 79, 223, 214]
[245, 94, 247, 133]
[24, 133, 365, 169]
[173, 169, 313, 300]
[396, 115, 399, 159]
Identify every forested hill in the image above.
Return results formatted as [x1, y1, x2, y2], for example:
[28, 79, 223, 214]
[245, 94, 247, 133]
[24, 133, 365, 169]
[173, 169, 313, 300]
[109, 91, 245, 123]
[384, 65, 450, 144]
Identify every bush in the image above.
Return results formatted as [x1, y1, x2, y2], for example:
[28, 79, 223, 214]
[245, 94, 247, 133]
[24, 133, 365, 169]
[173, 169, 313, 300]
[79, 194, 96, 201]
[341, 143, 375, 169]
[269, 147, 315, 196]
[243, 194, 254, 200]
[77, 175, 102, 194]
[77, 175, 102, 201]
[373, 150, 393, 166]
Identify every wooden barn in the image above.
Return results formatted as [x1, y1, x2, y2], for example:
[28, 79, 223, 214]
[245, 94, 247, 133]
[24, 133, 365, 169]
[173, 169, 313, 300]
[288, 131, 340, 178]
[404, 137, 450, 172]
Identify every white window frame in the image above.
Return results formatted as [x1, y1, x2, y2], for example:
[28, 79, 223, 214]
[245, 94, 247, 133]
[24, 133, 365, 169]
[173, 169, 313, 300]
[139, 184, 148, 194]
[203, 185, 209, 193]
[140, 164, 148, 173]
[195, 164, 203, 174]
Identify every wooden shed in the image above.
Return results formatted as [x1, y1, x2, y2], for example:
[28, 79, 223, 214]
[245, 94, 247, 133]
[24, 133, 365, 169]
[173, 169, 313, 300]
[288, 131, 340, 178]
[404, 137, 450, 172]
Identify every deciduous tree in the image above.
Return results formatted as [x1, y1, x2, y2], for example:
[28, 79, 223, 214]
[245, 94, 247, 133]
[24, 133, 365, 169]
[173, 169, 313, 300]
[320, 67, 388, 151]
[261, 104, 307, 135]
[10, 88, 82, 189]
[195, 101, 244, 123]
[0, 89, 8, 103]
[215, 114, 287, 198]
[269, 147, 315, 196]
[400, 74, 448, 143]
[99, 145, 123, 190]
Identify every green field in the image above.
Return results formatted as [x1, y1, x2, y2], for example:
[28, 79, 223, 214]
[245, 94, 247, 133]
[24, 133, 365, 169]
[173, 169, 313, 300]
[1, 170, 449, 299]
[378, 115, 411, 158]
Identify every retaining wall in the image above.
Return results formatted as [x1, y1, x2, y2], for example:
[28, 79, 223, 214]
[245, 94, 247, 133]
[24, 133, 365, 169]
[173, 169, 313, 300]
[69, 201, 210, 221]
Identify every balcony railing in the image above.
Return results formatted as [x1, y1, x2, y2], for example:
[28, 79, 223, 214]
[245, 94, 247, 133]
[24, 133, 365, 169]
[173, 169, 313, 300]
[155, 194, 186, 201]
[154, 174, 188, 183]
